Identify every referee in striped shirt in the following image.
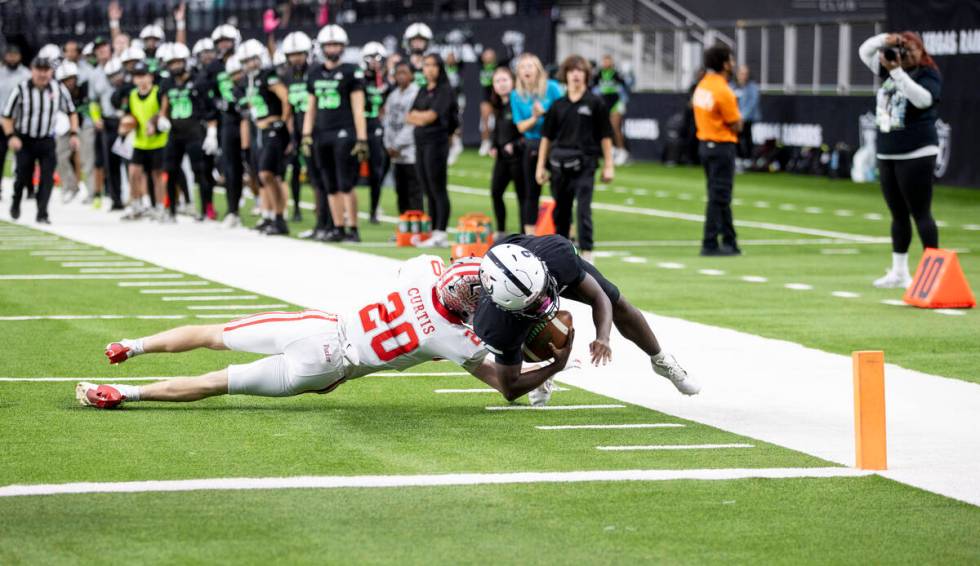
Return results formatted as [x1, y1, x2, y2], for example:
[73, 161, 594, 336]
[1, 56, 79, 223]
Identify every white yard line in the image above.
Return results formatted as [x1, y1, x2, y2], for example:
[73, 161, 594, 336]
[44, 256, 122, 261]
[536, 424, 685, 430]
[0, 467, 872, 498]
[78, 267, 164, 273]
[161, 295, 258, 302]
[118, 281, 208, 287]
[0, 274, 183, 280]
[31, 250, 107, 256]
[0, 314, 188, 321]
[446, 184, 885, 242]
[20, 198, 980, 507]
[140, 288, 233, 294]
[186, 304, 288, 310]
[436, 387, 569, 394]
[486, 404, 626, 411]
[61, 261, 144, 267]
[597, 444, 755, 451]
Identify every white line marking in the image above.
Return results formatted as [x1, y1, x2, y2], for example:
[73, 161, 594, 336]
[863, 213, 883, 221]
[935, 220, 948, 228]
[804, 207, 823, 214]
[486, 404, 625, 411]
[654, 190, 670, 198]
[31, 250, 107, 256]
[698, 269, 725, 276]
[934, 309, 967, 316]
[536, 424, 685, 430]
[597, 443, 755, 451]
[778, 203, 797, 211]
[186, 304, 288, 310]
[657, 262, 685, 269]
[732, 198, 744, 206]
[0, 314, 188, 321]
[447, 184, 884, 242]
[881, 299, 908, 307]
[677, 193, 693, 201]
[0, 236, 59, 242]
[436, 387, 569, 394]
[0, 371, 474, 382]
[784, 283, 813, 291]
[963, 224, 980, 231]
[44, 256, 121, 262]
[0, 467, 871, 497]
[0, 274, 183, 280]
[831, 291, 861, 299]
[821, 248, 859, 255]
[118, 281, 208, 287]
[193, 314, 252, 319]
[754, 201, 770, 208]
[593, 251, 630, 258]
[161, 295, 258, 302]
[61, 261, 144, 267]
[78, 267, 164, 273]
[834, 210, 855, 217]
[140, 288, 233, 294]
[597, 238, 889, 247]
[741, 275, 768, 283]
[621, 256, 648, 264]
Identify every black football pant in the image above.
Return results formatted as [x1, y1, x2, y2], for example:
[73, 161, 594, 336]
[366, 121, 388, 217]
[12, 137, 56, 220]
[165, 134, 212, 217]
[221, 118, 243, 215]
[879, 155, 938, 253]
[699, 141, 737, 250]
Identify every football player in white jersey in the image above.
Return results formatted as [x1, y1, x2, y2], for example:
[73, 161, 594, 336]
[76, 256, 574, 409]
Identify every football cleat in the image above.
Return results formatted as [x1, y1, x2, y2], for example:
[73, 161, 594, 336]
[76, 382, 125, 409]
[105, 342, 133, 364]
[529, 378, 555, 407]
[873, 269, 912, 289]
[652, 353, 701, 396]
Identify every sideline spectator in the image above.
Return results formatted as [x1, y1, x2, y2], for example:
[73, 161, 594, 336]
[383, 62, 423, 214]
[0, 45, 30, 201]
[732, 64, 760, 169]
[488, 66, 526, 238]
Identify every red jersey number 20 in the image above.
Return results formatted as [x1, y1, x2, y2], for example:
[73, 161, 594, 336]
[358, 292, 420, 362]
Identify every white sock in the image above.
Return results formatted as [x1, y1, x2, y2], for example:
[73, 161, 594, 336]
[114, 384, 141, 401]
[651, 351, 666, 363]
[892, 253, 909, 276]
[122, 338, 145, 356]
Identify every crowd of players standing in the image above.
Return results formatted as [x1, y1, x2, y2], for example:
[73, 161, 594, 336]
[0, 3, 634, 258]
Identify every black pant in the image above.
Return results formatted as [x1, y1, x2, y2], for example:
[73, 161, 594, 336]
[699, 141, 737, 249]
[0, 129, 8, 200]
[879, 156, 939, 253]
[220, 118, 244, 215]
[13, 137, 56, 220]
[522, 138, 543, 227]
[415, 141, 450, 231]
[737, 121, 754, 160]
[367, 120, 388, 216]
[550, 159, 596, 251]
[491, 151, 527, 233]
[101, 120, 124, 207]
[165, 132, 212, 216]
[393, 162, 423, 213]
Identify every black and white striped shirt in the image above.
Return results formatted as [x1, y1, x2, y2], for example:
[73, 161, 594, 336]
[1, 79, 77, 139]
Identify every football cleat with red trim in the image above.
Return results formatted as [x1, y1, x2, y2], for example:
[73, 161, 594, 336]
[76, 382, 126, 409]
[105, 342, 132, 364]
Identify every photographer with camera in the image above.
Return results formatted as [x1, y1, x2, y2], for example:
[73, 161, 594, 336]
[859, 32, 942, 289]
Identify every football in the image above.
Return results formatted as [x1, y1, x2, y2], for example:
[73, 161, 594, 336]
[522, 310, 573, 362]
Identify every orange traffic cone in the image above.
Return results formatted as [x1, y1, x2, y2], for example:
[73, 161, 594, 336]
[535, 199, 556, 236]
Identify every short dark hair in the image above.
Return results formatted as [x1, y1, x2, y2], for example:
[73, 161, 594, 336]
[704, 44, 734, 73]
[558, 54, 591, 83]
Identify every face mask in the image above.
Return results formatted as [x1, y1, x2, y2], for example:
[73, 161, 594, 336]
[325, 52, 341, 63]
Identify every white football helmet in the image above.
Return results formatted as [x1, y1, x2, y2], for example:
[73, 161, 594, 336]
[437, 257, 484, 320]
[282, 31, 312, 55]
[225, 56, 242, 75]
[38, 44, 62, 63]
[165, 43, 190, 64]
[480, 245, 558, 318]
[272, 49, 286, 67]
[236, 39, 267, 63]
[192, 38, 215, 57]
[317, 24, 349, 46]
[139, 24, 165, 41]
[211, 24, 242, 47]
[362, 41, 387, 61]
[54, 61, 78, 81]
[82, 42, 94, 58]
[121, 45, 146, 63]
[155, 43, 172, 63]
[404, 22, 433, 42]
[104, 57, 123, 76]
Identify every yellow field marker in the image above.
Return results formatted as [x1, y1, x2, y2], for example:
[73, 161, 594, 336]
[852, 351, 887, 470]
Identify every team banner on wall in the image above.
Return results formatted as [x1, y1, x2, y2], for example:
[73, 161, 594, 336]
[887, 0, 980, 188]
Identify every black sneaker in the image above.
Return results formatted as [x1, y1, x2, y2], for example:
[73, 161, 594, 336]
[253, 218, 272, 231]
[369, 213, 380, 225]
[10, 201, 21, 220]
[721, 243, 742, 256]
[291, 209, 303, 223]
[325, 229, 346, 242]
[344, 229, 361, 243]
[36, 216, 51, 225]
[700, 246, 739, 257]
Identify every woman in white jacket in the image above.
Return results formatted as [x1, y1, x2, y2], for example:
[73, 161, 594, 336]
[858, 31, 942, 289]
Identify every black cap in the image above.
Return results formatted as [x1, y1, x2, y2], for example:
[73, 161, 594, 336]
[131, 61, 150, 75]
[31, 56, 53, 69]
[93, 36, 109, 47]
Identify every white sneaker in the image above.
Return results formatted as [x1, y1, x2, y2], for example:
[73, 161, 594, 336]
[221, 213, 241, 229]
[873, 269, 912, 289]
[613, 148, 629, 166]
[120, 207, 143, 221]
[159, 213, 177, 224]
[529, 378, 555, 407]
[478, 139, 492, 157]
[448, 137, 463, 166]
[652, 353, 700, 396]
[62, 187, 79, 203]
[416, 231, 449, 248]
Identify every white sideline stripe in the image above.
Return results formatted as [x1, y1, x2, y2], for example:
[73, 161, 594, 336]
[118, 281, 207, 287]
[487, 404, 625, 411]
[436, 387, 570, 394]
[447, 183, 884, 242]
[187, 304, 288, 310]
[61, 261, 144, 267]
[45, 256, 122, 262]
[0, 274, 182, 280]
[0, 314, 187, 321]
[140, 288, 233, 294]
[30, 250, 106, 256]
[537, 424, 685, 430]
[0, 467, 872, 498]
[79, 267, 164, 273]
[597, 444, 755, 451]
[161, 295, 258, 302]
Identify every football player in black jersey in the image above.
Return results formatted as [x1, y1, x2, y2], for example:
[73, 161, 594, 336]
[361, 41, 392, 225]
[403, 22, 433, 87]
[301, 25, 369, 243]
[156, 43, 219, 222]
[474, 235, 701, 398]
[238, 39, 293, 236]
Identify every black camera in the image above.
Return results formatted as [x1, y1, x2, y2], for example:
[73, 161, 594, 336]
[882, 43, 908, 62]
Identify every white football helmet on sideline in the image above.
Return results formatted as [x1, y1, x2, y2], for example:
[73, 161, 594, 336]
[236, 39, 269, 71]
[38, 44, 63, 64]
[192, 38, 215, 57]
[282, 31, 312, 55]
[104, 58, 123, 77]
[211, 24, 242, 48]
[121, 45, 146, 64]
[54, 61, 78, 81]
[437, 257, 483, 321]
[362, 41, 387, 61]
[403, 23, 433, 46]
[225, 56, 242, 75]
[317, 24, 349, 46]
[139, 24, 165, 41]
[480, 245, 558, 318]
